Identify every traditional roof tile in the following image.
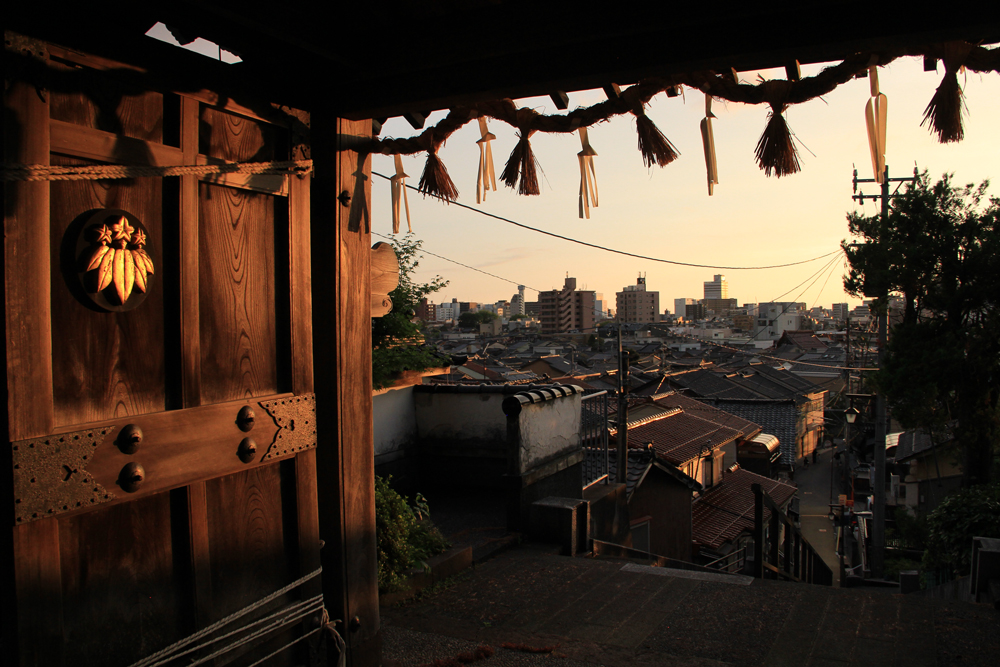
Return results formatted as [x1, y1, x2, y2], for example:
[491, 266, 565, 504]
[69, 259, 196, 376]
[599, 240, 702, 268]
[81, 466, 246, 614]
[692, 467, 797, 550]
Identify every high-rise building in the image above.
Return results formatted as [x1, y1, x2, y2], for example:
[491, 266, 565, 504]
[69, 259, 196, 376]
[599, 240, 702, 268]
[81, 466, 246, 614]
[616, 275, 660, 323]
[831, 303, 849, 321]
[538, 276, 596, 334]
[594, 293, 608, 322]
[674, 298, 697, 320]
[416, 298, 436, 321]
[704, 274, 728, 300]
[510, 285, 526, 315]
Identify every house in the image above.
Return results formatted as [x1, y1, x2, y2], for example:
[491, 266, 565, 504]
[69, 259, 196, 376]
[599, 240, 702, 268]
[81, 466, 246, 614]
[889, 427, 962, 516]
[664, 366, 827, 467]
[592, 392, 768, 561]
[692, 466, 798, 568]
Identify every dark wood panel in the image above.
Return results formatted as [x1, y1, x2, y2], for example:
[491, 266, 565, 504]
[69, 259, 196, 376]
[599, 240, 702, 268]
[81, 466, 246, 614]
[186, 482, 214, 626]
[205, 465, 299, 667]
[199, 105, 276, 163]
[198, 183, 279, 404]
[180, 96, 202, 408]
[294, 449, 321, 593]
[4, 76, 54, 441]
[49, 76, 163, 144]
[48, 155, 166, 427]
[289, 175, 313, 395]
[57, 492, 183, 666]
[13, 518, 63, 667]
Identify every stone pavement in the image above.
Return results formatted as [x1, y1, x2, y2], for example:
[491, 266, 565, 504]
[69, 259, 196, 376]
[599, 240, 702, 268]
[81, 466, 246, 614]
[381, 544, 999, 666]
[794, 445, 843, 586]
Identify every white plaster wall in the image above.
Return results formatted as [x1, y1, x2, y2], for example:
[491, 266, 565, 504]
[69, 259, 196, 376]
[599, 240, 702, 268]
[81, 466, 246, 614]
[414, 392, 507, 445]
[373, 385, 418, 460]
[517, 394, 582, 471]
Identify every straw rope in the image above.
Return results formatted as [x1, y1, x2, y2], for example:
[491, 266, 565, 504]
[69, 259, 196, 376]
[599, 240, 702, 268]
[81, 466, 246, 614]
[0, 159, 313, 182]
[128, 567, 323, 667]
[364, 42, 1000, 157]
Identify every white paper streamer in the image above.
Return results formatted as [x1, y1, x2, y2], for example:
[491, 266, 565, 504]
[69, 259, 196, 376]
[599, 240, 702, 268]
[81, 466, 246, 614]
[700, 94, 719, 196]
[577, 127, 598, 219]
[865, 65, 887, 183]
[476, 117, 497, 204]
[390, 154, 411, 233]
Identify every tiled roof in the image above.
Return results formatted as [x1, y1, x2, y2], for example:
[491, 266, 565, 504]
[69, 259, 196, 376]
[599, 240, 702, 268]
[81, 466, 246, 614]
[647, 393, 761, 439]
[893, 425, 955, 462]
[778, 330, 829, 351]
[692, 468, 797, 550]
[666, 369, 761, 400]
[583, 447, 653, 496]
[617, 410, 743, 467]
[698, 399, 798, 465]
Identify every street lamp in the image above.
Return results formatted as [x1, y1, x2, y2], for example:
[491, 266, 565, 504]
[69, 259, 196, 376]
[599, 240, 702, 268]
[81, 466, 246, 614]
[845, 407, 860, 424]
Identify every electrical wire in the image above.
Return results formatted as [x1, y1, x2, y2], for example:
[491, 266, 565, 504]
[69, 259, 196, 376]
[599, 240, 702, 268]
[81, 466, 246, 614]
[372, 231, 542, 293]
[372, 171, 842, 271]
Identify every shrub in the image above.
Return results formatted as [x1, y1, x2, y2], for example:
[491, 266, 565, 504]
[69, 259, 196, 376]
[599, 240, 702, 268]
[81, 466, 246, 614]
[922, 481, 1000, 576]
[374, 476, 450, 592]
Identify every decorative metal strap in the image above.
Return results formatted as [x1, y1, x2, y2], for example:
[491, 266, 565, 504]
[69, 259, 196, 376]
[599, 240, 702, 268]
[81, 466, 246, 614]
[12, 427, 118, 523]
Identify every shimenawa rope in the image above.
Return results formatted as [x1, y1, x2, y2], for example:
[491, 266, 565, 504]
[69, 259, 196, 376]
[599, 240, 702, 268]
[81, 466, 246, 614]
[128, 567, 329, 667]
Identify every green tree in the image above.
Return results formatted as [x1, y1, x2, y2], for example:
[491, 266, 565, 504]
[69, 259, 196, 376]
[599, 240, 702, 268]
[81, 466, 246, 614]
[458, 310, 497, 327]
[372, 234, 449, 389]
[842, 172, 1000, 486]
[922, 481, 1000, 576]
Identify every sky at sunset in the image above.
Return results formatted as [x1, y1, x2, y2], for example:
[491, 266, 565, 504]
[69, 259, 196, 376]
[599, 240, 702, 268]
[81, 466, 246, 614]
[370, 58, 1000, 314]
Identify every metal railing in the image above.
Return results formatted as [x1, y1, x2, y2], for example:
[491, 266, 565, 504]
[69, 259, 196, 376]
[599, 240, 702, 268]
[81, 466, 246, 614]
[702, 546, 747, 573]
[581, 390, 610, 484]
[752, 483, 833, 586]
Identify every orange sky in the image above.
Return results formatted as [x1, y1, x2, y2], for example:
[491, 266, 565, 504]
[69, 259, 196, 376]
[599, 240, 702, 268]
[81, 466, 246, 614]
[374, 58, 999, 314]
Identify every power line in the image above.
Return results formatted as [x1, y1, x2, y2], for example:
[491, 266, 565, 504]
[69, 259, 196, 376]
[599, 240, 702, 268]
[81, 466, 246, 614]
[372, 171, 841, 271]
[372, 232, 542, 293]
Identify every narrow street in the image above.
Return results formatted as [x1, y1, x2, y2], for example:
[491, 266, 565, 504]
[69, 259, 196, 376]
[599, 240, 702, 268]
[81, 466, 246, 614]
[793, 444, 843, 586]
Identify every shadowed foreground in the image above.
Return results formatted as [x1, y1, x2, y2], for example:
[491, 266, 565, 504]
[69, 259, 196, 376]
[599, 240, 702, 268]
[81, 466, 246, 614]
[382, 545, 998, 666]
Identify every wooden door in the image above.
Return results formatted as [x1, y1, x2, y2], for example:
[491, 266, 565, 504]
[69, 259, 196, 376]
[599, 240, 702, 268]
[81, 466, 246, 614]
[5, 36, 321, 666]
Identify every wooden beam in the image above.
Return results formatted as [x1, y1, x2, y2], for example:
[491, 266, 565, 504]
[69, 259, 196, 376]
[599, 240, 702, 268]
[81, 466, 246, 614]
[289, 171, 314, 395]
[179, 96, 202, 409]
[4, 64, 53, 441]
[311, 111, 379, 667]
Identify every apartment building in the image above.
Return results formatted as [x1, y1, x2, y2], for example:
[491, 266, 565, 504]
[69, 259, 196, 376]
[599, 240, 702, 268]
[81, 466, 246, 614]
[538, 276, 596, 334]
[616, 275, 660, 323]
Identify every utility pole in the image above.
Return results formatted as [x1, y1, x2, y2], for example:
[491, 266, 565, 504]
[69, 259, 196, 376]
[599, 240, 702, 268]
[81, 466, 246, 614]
[616, 321, 628, 484]
[851, 164, 916, 579]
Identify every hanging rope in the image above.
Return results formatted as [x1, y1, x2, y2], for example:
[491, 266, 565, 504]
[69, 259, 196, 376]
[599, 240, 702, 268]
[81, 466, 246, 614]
[128, 568, 325, 667]
[0, 159, 313, 181]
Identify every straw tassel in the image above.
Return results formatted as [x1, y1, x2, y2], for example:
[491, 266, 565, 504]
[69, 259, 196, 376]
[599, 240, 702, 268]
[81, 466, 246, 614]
[501, 129, 541, 196]
[577, 127, 598, 219]
[633, 106, 679, 168]
[755, 103, 800, 177]
[700, 94, 719, 195]
[476, 117, 498, 204]
[921, 43, 971, 144]
[390, 154, 411, 233]
[418, 144, 459, 202]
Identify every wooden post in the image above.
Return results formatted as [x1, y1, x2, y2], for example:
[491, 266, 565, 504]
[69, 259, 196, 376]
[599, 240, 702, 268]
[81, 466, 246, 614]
[311, 110, 379, 666]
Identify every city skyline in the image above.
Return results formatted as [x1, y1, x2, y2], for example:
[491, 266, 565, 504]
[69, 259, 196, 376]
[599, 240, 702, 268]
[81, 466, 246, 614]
[371, 57, 999, 311]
